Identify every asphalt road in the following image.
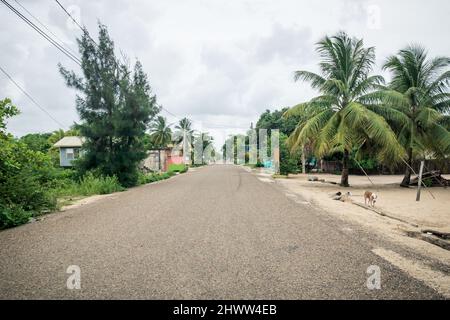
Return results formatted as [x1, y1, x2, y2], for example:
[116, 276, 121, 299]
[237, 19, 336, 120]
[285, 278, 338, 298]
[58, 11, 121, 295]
[0, 165, 443, 299]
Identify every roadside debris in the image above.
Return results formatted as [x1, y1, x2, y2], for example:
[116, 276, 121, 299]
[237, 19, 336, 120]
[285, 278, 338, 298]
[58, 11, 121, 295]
[410, 171, 449, 187]
[331, 191, 353, 202]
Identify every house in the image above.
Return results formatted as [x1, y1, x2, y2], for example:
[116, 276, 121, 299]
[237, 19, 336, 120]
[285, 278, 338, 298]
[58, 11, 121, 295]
[53, 136, 84, 167]
[141, 144, 185, 172]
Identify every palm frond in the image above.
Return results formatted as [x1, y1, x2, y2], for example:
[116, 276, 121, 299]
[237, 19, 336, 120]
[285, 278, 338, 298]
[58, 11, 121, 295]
[342, 102, 405, 162]
[290, 109, 334, 150]
[293, 71, 326, 90]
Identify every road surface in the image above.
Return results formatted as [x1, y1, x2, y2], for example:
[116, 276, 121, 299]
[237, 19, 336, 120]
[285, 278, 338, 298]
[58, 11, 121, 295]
[0, 165, 443, 299]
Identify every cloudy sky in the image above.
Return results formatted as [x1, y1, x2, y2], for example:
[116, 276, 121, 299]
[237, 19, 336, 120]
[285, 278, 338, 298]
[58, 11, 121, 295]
[1, 0, 450, 148]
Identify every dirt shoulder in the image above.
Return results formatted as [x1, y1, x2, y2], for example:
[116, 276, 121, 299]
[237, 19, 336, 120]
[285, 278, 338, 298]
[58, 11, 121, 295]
[274, 173, 450, 266]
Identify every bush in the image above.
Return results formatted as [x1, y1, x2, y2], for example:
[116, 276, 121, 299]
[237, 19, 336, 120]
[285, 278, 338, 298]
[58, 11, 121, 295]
[77, 172, 124, 196]
[168, 163, 186, 173]
[138, 170, 180, 185]
[0, 99, 127, 230]
[138, 172, 149, 185]
[1, 138, 58, 215]
[279, 133, 300, 175]
[255, 161, 265, 168]
[0, 204, 33, 229]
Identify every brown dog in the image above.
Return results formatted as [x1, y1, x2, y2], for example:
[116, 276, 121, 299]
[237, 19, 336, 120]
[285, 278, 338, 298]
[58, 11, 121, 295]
[364, 191, 378, 207]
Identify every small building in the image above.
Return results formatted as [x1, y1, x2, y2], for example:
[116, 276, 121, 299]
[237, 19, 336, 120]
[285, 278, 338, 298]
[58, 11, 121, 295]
[53, 136, 84, 167]
[141, 144, 185, 172]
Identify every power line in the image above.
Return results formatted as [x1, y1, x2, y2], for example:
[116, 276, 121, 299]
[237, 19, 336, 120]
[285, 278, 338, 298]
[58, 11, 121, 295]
[159, 105, 182, 120]
[54, 0, 85, 35]
[13, 0, 79, 59]
[53, 0, 198, 126]
[52, 0, 249, 130]
[53, 0, 99, 47]
[49, 0, 188, 129]
[5, 0, 251, 131]
[0, 65, 67, 129]
[1, 0, 82, 66]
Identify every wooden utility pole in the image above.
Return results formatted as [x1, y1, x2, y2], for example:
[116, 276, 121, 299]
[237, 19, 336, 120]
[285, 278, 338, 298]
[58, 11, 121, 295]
[416, 160, 425, 202]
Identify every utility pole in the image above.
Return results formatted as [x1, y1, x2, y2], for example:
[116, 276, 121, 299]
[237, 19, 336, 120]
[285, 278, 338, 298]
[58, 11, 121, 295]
[416, 160, 425, 201]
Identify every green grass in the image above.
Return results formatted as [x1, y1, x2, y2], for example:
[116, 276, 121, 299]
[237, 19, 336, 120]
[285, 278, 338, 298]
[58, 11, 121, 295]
[1, 171, 126, 230]
[77, 172, 125, 196]
[168, 163, 188, 173]
[51, 172, 125, 197]
[139, 166, 188, 185]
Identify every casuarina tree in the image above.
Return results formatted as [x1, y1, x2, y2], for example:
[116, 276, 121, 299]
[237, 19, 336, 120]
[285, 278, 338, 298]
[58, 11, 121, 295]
[59, 23, 159, 187]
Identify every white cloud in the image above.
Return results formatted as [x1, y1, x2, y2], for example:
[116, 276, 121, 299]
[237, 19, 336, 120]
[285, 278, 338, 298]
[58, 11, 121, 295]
[1, 0, 450, 148]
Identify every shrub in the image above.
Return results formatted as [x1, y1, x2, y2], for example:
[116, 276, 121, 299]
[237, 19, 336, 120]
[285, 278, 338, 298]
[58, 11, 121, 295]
[77, 172, 124, 196]
[161, 172, 170, 179]
[0, 204, 33, 230]
[279, 133, 300, 175]
[255, 161, 265, 168]
[0, 138, 58, 215]
[138, 172, 149, 185]
[138, 170, 180, 185]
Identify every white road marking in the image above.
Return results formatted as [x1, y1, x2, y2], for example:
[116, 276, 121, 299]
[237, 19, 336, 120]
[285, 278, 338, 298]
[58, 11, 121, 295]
[372, 248, 450, 298]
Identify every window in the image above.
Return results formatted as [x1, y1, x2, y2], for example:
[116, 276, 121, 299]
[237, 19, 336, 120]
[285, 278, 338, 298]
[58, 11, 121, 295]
[66, 148, 74, 160]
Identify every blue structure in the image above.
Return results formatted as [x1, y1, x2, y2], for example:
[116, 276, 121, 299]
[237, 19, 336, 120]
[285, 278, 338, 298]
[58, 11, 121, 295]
[53, 136, 84, 167]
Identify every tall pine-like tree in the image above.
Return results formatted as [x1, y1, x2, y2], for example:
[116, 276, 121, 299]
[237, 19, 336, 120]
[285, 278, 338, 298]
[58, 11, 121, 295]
[59, 24, 159, 187]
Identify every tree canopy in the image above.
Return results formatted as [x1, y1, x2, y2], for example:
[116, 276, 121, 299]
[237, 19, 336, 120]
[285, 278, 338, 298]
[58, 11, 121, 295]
[59, 23, 160, 187]
[285, 32, 404, 186]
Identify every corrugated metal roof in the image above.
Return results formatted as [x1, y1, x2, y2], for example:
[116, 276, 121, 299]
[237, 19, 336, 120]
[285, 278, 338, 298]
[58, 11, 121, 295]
[53, 136, 84, 148]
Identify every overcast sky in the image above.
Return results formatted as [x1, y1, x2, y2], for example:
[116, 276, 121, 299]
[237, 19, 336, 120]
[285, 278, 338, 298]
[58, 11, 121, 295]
[1, 0, 450, 148]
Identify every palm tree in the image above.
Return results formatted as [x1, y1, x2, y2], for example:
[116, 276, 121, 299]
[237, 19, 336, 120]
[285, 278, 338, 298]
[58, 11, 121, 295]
[174, 117, 193, 163]
[149, 116, 172, 170]
[175, 117, 193, 133]
[285, 32, 404, 187]
[381, 45, 450, 186]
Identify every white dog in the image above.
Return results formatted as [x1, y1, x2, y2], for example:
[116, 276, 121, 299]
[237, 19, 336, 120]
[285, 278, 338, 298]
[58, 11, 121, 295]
[364, 191, 378, 207]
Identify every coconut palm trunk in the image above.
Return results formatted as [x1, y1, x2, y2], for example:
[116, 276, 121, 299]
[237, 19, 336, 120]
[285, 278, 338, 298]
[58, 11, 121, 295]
[301, 145, 306, 174]
[341, 149, 350, 187]
[400, 147, 413, 187]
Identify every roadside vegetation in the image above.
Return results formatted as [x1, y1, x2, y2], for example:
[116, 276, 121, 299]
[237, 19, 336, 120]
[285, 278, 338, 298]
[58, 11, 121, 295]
[284, 32, 450, 187]
[243, 32, 450, 186]
[0, 98, 189, 230]
[0, 24, 190, 230]
[2, 26, 449, 230]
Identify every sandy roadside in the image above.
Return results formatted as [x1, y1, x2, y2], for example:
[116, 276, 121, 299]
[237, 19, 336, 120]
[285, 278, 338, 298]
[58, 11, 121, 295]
[273, 173, 450, 266]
